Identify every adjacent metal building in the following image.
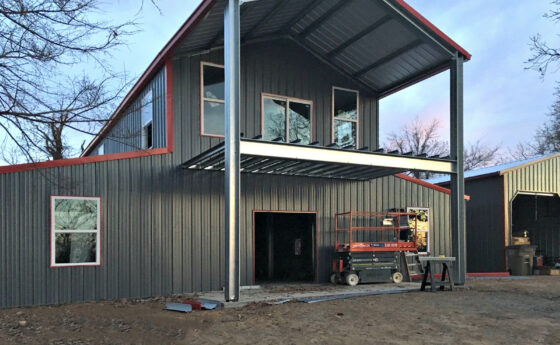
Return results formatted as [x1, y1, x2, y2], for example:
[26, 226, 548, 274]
[0, 0, 470, 308]
[429, 153, 560, 273]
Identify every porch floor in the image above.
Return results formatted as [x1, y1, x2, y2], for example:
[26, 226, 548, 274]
[198, 282, 421, 308]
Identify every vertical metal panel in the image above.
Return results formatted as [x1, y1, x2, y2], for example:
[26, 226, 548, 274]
[89, 68, 167, 155]
[464, 176, 504, 272]
[174, 38, 378, 165]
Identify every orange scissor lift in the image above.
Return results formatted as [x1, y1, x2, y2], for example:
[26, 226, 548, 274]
[331, 211, 418, 286]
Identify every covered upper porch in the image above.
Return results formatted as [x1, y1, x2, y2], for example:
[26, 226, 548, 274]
[183, 0, 469, 301]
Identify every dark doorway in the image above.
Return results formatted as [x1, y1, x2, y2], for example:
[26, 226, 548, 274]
[254, 212, 316, 283]
[512, 194, 560, 265]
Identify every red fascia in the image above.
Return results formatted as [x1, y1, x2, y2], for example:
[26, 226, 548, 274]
[165, 60, 174, 152]
[394, 0, 471, 60]
[80, 0, 215, 157]
[395, 173, 470, 201]
[0, 148, 171, 175]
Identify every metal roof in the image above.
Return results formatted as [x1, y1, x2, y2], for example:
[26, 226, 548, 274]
[425, 152, 560, 184]
[183, 138, 455, 181]
[82, 0, 470, 156]
[175, 0, 470, 96]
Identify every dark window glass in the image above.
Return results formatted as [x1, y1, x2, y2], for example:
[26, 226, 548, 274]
[263, 98, 287, 141]
[143, 122, 153, 149]
[204, 101, 225, 136]
[55, 233, 97, 264]
[289, 102, 311, 144]
[203, 65, 225, 100]
[334, 89, 358, 120]
[334, 120, 356, 147]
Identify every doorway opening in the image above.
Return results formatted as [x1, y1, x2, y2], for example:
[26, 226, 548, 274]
[512, 193, 560, 266]
[253, 211, 317, 283]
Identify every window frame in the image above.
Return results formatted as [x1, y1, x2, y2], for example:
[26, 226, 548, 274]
[260, 92, 314, 143]
[331, 86, 360, 148]
[407, 206, 430, 255]
[50, 196, 102, 268]
[200, 61, 226, 138]
[141, 90, 154, 149]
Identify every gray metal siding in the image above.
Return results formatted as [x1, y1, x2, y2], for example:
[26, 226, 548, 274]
[0, 158, 450, 309]
[172, 38, 379, 163]
[464, 176, 505, 273]
[88, 68, 167, 155]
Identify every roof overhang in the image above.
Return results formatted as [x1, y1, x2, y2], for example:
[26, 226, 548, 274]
[81, 0, 470, 156]
[183, 139, 456, 180]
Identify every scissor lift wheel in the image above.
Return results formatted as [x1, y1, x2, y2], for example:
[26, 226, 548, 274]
[392, 271, 403, 284]
[345, 273, 359, 286]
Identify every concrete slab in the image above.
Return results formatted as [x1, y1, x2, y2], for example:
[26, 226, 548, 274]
[197, 282, 421, 308]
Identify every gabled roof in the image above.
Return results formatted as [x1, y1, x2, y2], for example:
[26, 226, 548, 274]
[81, 0, 470, 156]
[425, 152, 560, 185]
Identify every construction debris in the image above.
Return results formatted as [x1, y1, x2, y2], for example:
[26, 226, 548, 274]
[165, 302, 193, 313]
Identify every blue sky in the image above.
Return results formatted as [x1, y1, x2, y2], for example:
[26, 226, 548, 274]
[70, 0, 559, 156]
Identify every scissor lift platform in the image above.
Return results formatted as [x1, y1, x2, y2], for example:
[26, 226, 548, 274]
[331, 211, 419, 286]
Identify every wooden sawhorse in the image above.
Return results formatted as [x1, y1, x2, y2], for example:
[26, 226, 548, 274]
[419, 257, 455, 292]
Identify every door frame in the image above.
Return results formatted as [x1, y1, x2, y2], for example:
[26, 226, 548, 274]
[252, 210, 319, 284]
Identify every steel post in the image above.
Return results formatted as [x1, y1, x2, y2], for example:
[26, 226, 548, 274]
[450, 54, 466, 285]
[224, 0, 241, 302]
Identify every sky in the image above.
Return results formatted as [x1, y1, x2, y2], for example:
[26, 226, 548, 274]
[68, 0, 559, 158]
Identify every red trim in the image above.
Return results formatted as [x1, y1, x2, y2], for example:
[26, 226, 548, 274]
[50, 196, 102, 268]
[393, 0, 471, 60]
[165, 60, 174, 152]
[395, 173, 470, 201]
[252, 210, 320, 284]
[81, 0, 216, 156]
[0, 148, 171, 175]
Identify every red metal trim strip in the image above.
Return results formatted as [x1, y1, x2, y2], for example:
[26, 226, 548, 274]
[393, 0, 471, 60]
[165, 60, 174, 152]
[0, 148, 171, 174]
[395, 173, 470, 200]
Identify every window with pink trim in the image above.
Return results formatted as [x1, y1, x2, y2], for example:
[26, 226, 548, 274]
[51, 196, 101, 267]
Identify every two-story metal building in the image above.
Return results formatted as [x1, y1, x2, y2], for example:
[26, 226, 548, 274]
[0, 0, 470, 308]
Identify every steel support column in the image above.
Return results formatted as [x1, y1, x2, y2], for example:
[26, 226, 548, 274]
[224, 0, 241, 302]
[450, 54, 466, 285]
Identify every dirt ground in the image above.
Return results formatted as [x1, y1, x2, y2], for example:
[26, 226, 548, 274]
[1, 277, 559, 345]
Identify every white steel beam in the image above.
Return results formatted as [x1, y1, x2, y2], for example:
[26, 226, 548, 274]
[240, 141, 456, 174]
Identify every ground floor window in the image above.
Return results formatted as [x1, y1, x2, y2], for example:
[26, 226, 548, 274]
[51, 196, 101, 267]
[407, 207, 430, 254]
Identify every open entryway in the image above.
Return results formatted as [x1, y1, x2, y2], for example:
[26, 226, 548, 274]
[512, 193, 560, 266]
[253, 211, 317, 283]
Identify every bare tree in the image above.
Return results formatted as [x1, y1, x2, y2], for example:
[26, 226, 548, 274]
[463, 140, 501, 171]
[527, 1, 560, 77]
[385, 117, 502, 178]
[384, 117, 448, 178]
[0, 0, 144, 163]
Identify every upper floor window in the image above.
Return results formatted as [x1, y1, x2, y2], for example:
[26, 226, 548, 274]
[98, 143, 104, 155]
[262, 94, 312, 144]
[332, 87, 359, 148]
[201, 62, 225, 137]
[141, 90, 153, 149]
